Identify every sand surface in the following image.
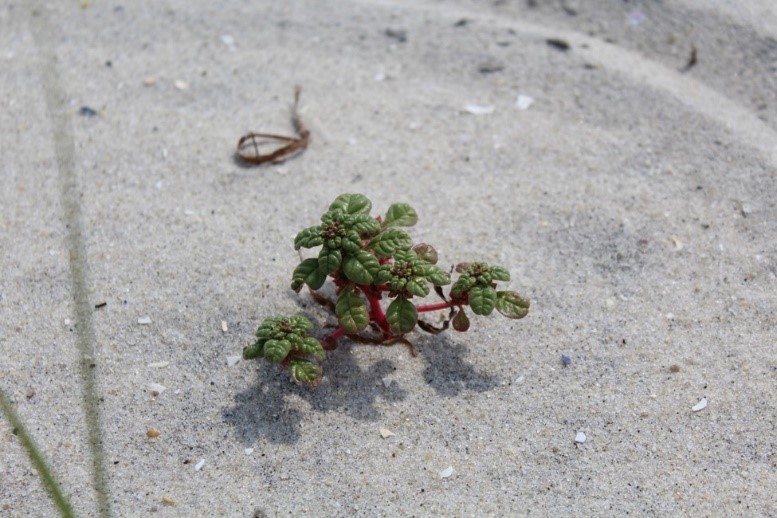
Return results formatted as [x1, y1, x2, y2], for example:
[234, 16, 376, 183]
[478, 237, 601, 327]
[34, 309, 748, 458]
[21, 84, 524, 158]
[1, 1, 776, 516]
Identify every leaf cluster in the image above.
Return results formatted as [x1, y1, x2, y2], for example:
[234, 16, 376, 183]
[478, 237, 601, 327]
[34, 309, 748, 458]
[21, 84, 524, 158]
[291, 194, 416, 291]
[243, 316, 324, 386]
[245, 193, 530, 386]
[449, 262, 529, 319]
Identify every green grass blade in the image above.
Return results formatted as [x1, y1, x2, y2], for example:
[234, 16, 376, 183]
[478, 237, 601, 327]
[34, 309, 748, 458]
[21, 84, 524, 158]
[0, 388, 76, 518]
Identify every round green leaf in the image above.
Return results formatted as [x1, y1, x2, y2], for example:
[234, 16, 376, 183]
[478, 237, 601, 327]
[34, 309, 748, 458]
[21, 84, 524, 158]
[469, 285, 497, 316]
[288, 359, 323, 387]
[387, 297, 418, 334]
[294, 226, 323, 250]
[343, 251, 380, 285]
[339, 231, 361, 254]
[335, 287, 370, 333]
[495, 291, 530, 319]
[383, 203, 418, 228]
[405, 278, 430, 298]
[243, 340, 265, 359]
[289, 315, 314, 333]
[264, 339, 292, 363]
[329, 193, 372, 215]
[291, 258, 326, 292]
[299, 337, 326, 361]
[490, 266, 511, 282]
[425, 265, 450, 286]
[318, 247, 342, 274]
[351, 214, 381, 235]
[451, 274, 476, 298]
[367, 228, 412, 258]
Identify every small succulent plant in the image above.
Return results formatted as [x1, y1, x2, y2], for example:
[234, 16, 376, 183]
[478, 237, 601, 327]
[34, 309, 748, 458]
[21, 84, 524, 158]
[244, 193, 529, 386]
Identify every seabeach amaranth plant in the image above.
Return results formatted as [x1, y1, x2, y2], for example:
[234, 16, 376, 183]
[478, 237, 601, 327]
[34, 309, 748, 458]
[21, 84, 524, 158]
[244, 193, 529, 386]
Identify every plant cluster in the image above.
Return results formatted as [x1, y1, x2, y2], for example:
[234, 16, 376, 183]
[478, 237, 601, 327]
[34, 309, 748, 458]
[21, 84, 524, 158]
[244, 193, 529, 386]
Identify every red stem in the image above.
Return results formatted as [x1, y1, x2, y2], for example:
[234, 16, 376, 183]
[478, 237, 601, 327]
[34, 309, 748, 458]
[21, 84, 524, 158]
[416, 301, 453, 313]
[359, 284, 391, 335]
[323, 327, 346, 348]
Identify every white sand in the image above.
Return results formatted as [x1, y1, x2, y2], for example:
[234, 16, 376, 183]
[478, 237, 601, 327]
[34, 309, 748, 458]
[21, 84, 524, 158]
[2, 0, 776, 515]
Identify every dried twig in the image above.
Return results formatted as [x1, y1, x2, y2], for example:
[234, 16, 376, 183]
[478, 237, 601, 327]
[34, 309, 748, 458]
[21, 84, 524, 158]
[236, 86, 310, 165]
[417, 304, 456, 335]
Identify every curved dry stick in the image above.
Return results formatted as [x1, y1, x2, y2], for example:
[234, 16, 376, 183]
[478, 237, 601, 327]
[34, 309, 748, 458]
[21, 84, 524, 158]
[236, 86, 310, 165]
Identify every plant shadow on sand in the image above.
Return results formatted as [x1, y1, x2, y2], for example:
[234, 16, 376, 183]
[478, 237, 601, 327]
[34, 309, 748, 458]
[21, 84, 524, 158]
[223, 328, 500, 445]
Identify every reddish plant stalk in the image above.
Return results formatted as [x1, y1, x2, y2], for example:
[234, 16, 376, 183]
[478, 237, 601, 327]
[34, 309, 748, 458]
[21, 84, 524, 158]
[323, 327, 346, 347]
[359, 285, 391, 335]
[416, 301, 454, 313]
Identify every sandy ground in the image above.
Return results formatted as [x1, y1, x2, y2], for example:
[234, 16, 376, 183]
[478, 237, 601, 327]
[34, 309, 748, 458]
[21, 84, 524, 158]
[1, 0, 776, 516]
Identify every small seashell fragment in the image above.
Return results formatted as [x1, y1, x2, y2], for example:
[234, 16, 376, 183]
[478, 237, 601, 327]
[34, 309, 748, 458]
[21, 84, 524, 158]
[138, 316, 152, 325]
[380, 428, 395, 438]
[515, 95, 534, 110]
[671, 235, 684, 251]
[161, 496, 174, 506]
[692, 397, 707, 412]
[194, 459, 205, 471]
[575, 432, 587, 443]
[464, 104, 494, 115]
[439, 466, 454, 478]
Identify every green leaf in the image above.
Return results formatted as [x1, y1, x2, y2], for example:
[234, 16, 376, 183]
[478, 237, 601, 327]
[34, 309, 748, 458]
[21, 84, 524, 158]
[343, 250, 380, 284]
[340, 231, 363, 253]
[376, 266, 392, 284]
[294, 226, 323, 250]
[405, 278, 429, 298]
[264, 339, 292, 363]
[318, 247, 342, 274]
[452, 309, 470, 332]
[242, 339, 265, 359]
[495, 291, 530, 319]
[469, 285, 497, 316]
[299, 337, 326, 361]
[367, 228, 412, 258]
[386, 297, 417, 334]
[289, 315, 314, 334]
[451, 274, 476, 298]
[329, 193, 372, 215]
[351, 214, 381, 235]
[335, 287, 370, 333]
[425, 265, 450, 286]
[490, 266, 511, 282]
[288, 359, 323, 387]
[291, 258, 327, 292]
[383, 203, 418, 228]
